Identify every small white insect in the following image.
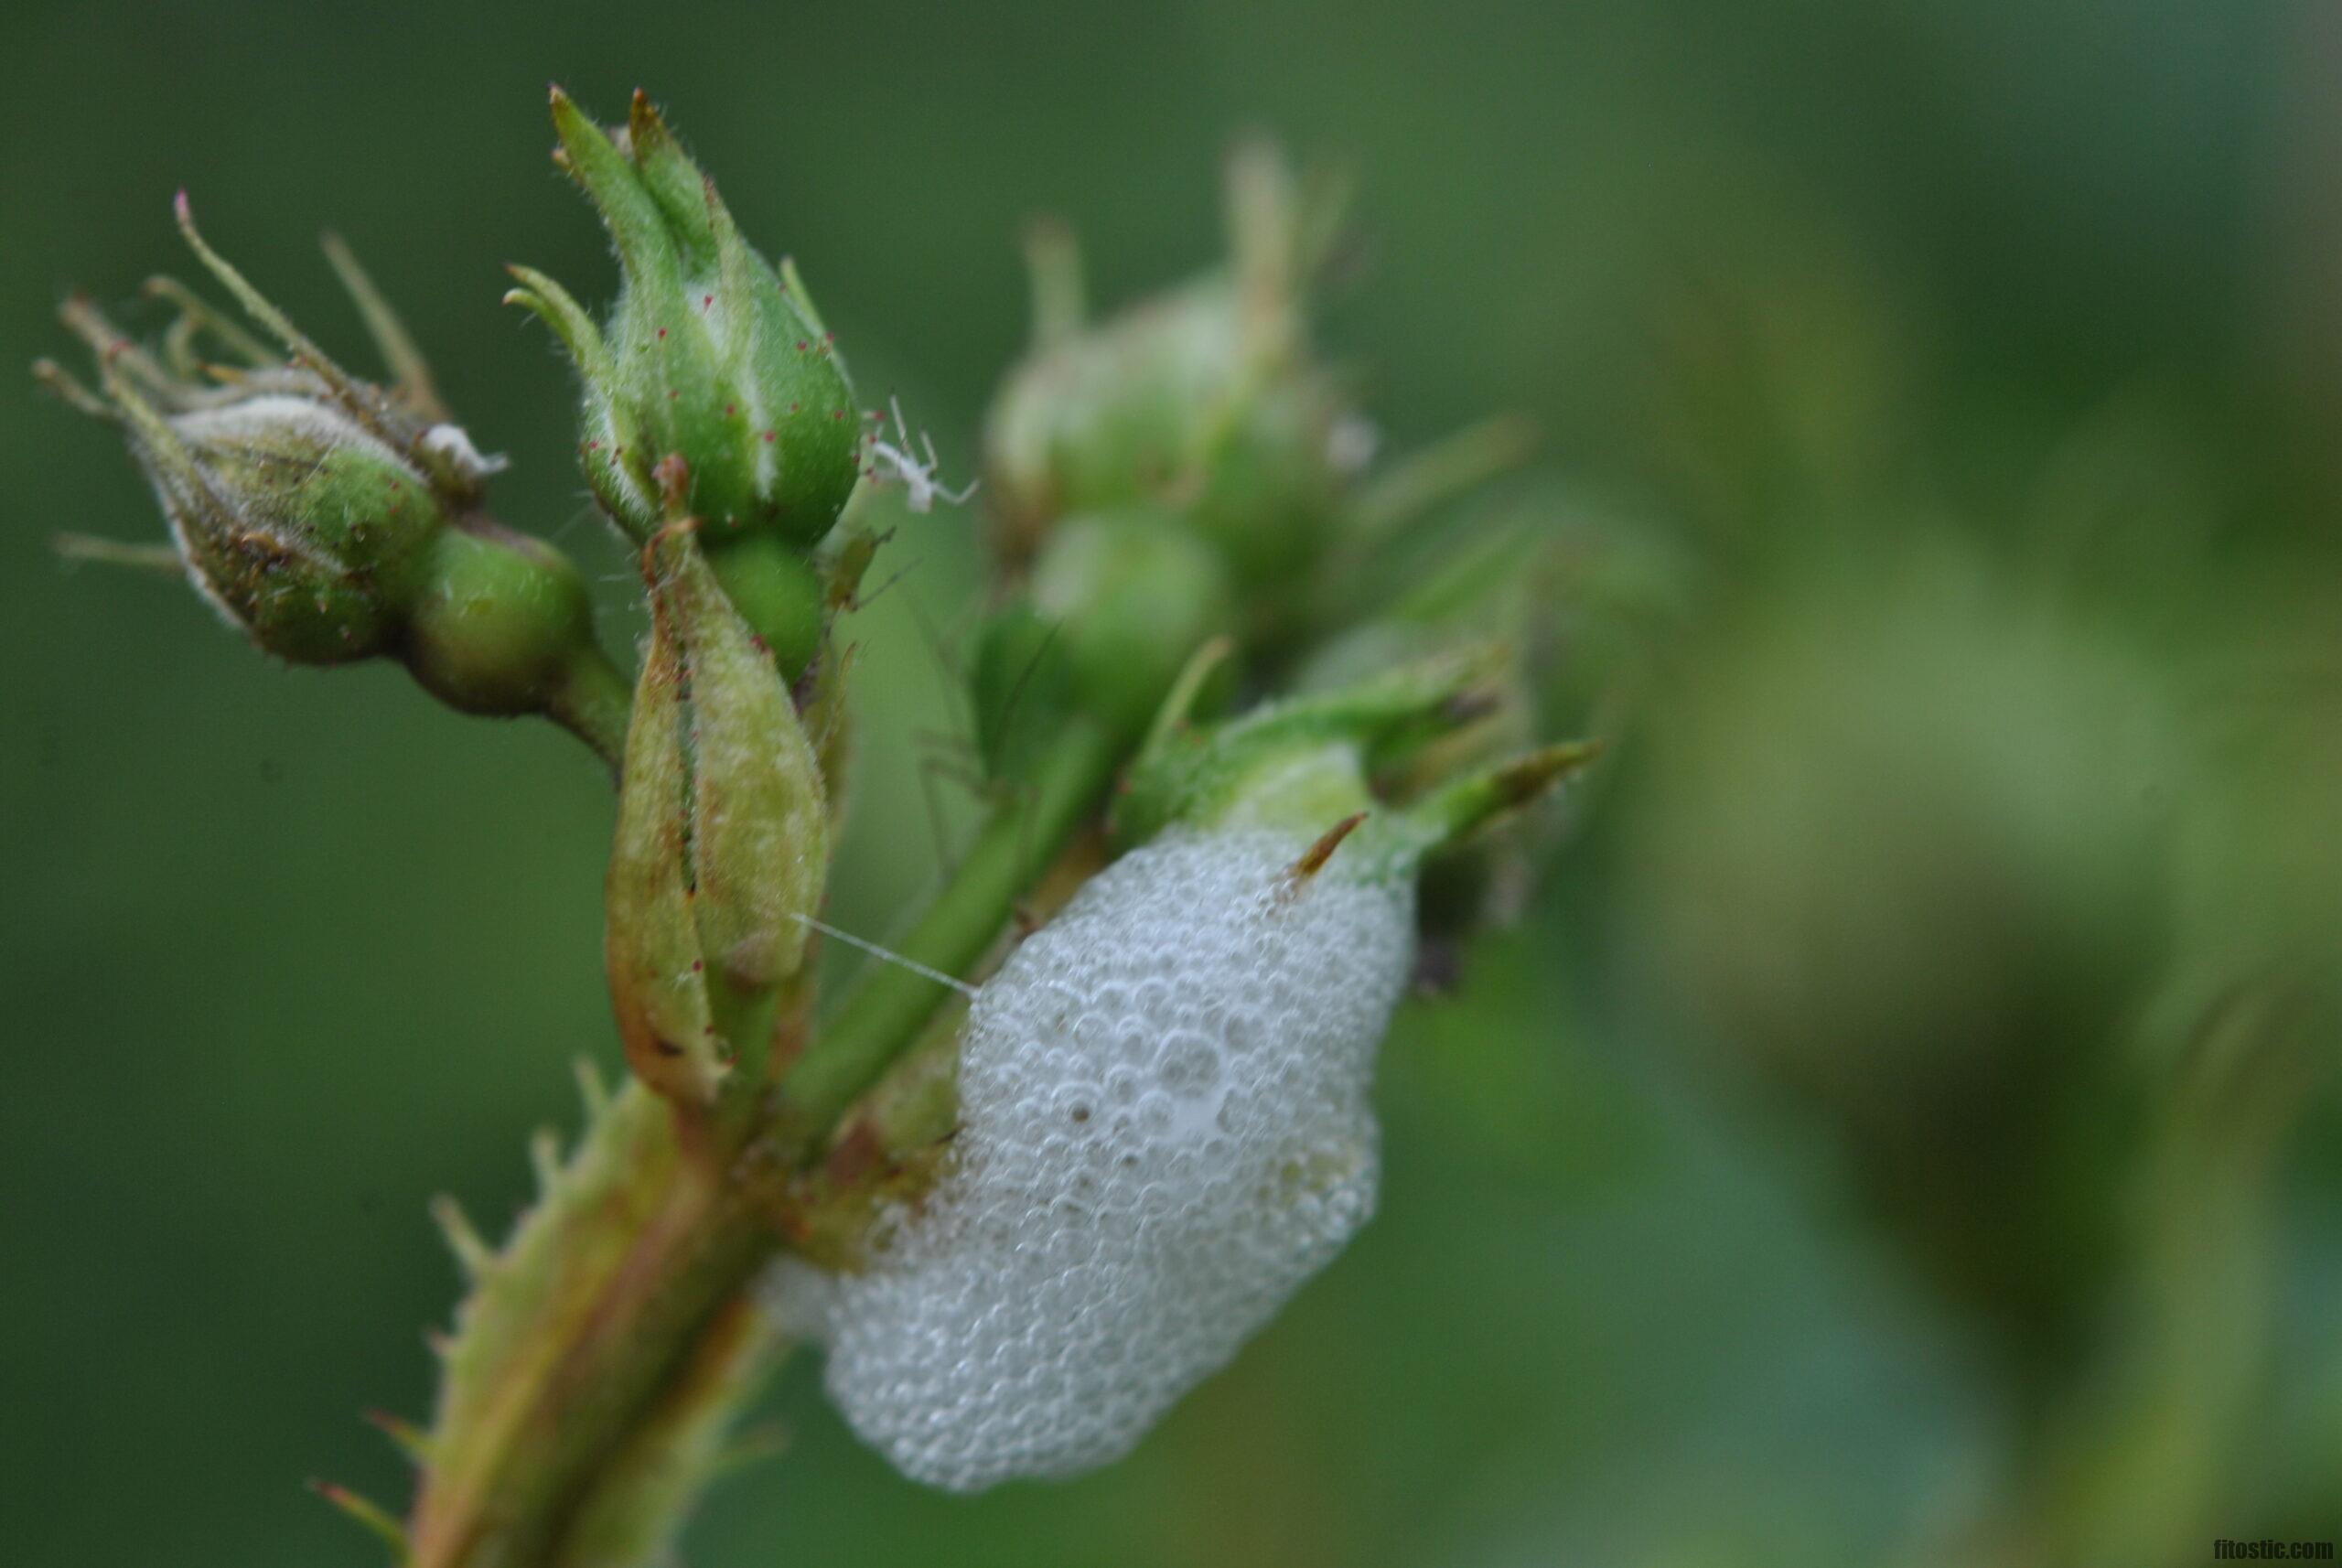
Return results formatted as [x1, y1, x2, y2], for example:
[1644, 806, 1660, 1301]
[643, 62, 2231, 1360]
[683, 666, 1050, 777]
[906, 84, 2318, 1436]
[865, 394, 978, 514]
[421, 422, 510, 480]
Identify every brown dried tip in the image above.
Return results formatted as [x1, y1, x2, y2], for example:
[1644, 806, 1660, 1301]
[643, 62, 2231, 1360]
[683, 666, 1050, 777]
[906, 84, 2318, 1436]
[1289, 811, 1369, 881]
[362, 1407, 431, 1464]
[1500, 737, 1606, 805]
[629, 87, 667, 145]
[639, 514, 704, 592]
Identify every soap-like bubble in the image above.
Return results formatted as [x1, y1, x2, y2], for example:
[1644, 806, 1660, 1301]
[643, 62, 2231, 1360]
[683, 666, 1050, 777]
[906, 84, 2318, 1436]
[768, 828, 1415, 1491]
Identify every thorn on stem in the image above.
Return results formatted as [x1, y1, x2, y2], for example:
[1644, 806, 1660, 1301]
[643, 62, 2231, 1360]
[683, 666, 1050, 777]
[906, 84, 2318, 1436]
[530, 1125, 564, 1197]
[574, 1056, 611, 1118]
[429, 1193, 496, 1280]
[362, 1407, 433, 1466]
[306, 1479, 410, 1552]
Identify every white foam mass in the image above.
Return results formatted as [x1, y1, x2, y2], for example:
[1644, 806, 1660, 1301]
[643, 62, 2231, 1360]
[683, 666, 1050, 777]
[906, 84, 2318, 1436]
[771, 827, 1416, 1492]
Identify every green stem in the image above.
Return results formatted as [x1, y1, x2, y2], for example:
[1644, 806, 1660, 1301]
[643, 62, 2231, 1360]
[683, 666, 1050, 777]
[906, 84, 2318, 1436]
[411, 1146, 774, 1568]
[778, 714, 1124, 1137]
[411, 714, 1135, 1568]
[546, 643, 634, 776]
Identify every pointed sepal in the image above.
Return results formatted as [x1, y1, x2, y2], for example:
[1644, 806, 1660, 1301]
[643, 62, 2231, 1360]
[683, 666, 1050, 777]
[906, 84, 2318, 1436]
[518, 89, 862, 559]
[1118, 643, 1507, 843]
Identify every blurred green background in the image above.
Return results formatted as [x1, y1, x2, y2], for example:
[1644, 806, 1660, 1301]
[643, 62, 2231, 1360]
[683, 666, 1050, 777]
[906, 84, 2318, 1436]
[5, 1, 2340, 1563]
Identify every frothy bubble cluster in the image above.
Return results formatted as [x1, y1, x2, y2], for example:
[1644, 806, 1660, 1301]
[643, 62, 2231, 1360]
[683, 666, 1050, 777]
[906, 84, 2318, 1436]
[771, 828, 1415, 1491]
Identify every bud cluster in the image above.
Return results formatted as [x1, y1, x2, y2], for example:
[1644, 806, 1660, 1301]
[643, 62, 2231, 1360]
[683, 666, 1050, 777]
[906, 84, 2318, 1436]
[38, 91, 1599, 1549]
[38, 203, 629, 760]
[983, 146, 1359, 599]
[963, 146, 1499, 793]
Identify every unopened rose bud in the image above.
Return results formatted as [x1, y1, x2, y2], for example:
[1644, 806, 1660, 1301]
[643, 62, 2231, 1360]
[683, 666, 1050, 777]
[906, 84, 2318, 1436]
[38, 201, 634, 765]
[509, 89, 860, 669]
[606, 523, 829, 1107]
[972, 508, 1233, 777]
[98, 365, 445, 663]
[402, 524, 607, 723]
[983, 144, 1353, 594]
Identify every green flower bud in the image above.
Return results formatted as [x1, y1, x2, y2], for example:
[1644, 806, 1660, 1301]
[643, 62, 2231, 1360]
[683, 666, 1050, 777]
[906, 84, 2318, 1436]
[510, 89, 861, 554]
[38, 200, 490, 662]
[403, 524, 601, 718]
[39, 199, 633, 767]
[98, 368, 446, 663]
[606, 523, 829, 1108]
[695, 530, 825, 682]
[972, 507, 1233, 776]
[983, 145, 1358, 592]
